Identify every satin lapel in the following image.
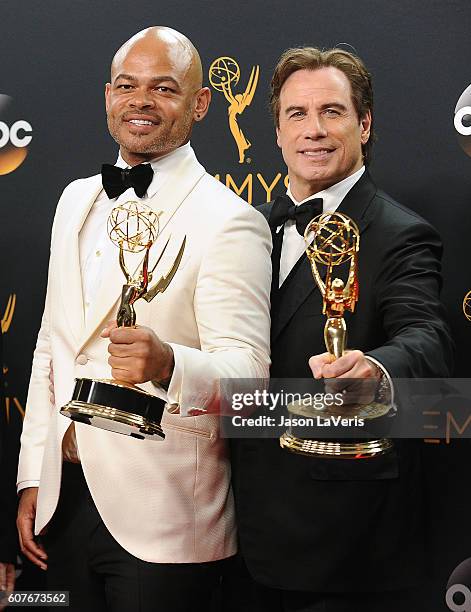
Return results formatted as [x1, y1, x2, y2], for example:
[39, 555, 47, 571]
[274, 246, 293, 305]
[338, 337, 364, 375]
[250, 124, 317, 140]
[336, 169, 377, 233]
[146, 153, 206, 236]
[270, 227, 283, 298]
[271, 254, 318, 343]
[58, 177, 102, 348]
[270, 171, 378, 343]
[79, 153, 206, 350]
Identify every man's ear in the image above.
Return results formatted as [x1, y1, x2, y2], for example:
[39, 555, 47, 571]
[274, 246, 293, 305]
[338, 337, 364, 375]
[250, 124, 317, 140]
[360, 110, 372, 145]
[105, 82, 111, 113]
[193, 87, 211, 121]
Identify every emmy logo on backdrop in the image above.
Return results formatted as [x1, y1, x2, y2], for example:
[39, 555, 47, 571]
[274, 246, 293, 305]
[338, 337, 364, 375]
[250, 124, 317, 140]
[1, 292, 25, 422]
[61, 201, 186, 441]
[209, 56, 259, 164]
[1, 293, 15, 333]
[279, 212, 393, 458]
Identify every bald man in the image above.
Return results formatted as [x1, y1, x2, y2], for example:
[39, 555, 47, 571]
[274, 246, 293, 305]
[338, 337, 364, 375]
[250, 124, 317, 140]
[16, 27, 271, 612]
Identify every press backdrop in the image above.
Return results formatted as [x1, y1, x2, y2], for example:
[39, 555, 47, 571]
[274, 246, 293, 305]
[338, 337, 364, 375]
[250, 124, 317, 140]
[1, 2, 471, 610]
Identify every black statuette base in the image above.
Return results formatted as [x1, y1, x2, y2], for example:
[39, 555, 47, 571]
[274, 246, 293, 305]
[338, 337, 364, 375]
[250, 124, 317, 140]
[60, 378, 165, 441]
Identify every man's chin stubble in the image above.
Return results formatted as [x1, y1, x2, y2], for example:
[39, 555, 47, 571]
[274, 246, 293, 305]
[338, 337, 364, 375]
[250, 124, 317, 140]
[116, 133, 173, 156]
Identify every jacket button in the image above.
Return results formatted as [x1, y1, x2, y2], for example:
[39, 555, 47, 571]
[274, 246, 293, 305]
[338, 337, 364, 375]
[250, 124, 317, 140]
[76, 354, 88, 365]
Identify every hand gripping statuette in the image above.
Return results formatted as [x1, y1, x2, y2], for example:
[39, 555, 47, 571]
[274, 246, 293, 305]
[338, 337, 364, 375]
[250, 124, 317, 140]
[280, 211, 393, 458]
[61, 201, 186, 441]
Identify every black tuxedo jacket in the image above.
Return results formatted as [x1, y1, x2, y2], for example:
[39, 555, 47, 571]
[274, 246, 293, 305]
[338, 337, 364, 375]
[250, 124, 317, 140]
[231, 170, 453, 593]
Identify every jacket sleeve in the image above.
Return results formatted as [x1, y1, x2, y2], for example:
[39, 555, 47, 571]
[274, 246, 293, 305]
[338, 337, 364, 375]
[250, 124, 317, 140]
[166, 205, 272, 415]
[367, 219, 454, 378]
[16, 189, 65, 487]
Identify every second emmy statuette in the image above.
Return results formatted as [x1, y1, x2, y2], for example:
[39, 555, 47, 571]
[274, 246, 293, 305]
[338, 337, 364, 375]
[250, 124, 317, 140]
[61, 200, 186, 441]
[279, 211, 393, 458]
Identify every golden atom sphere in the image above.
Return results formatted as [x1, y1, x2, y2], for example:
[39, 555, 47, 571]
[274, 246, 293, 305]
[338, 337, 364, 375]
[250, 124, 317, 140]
[463, 290, 471, 321]
[107, 201, 159, 253]
[306, 212, 359, 267]
[209, 57, 240, 92]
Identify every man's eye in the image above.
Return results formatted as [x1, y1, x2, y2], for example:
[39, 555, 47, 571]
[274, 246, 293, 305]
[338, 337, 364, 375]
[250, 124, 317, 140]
[324, 108, 340, 116]
[290, 111, 305, 119]
[156, 86, 174, 93]
[117, 84, 133, 90]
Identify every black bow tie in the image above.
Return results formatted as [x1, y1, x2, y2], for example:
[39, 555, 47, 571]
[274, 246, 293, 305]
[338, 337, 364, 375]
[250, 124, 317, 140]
[268, 195, 323, 236]
[101, 163, 154, 199]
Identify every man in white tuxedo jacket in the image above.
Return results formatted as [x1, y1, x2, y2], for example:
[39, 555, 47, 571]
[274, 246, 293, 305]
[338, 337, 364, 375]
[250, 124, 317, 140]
[16, 26, 271, 612]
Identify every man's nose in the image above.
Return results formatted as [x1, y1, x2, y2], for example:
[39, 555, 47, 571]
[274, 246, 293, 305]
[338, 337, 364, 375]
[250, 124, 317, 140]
[304, 114, 328, 139]
[129, 88, 155, 108]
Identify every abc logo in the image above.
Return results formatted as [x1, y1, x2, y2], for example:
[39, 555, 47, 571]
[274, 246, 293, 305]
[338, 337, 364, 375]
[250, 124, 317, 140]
[0, 120, 32, 148]
[454, 84, 471, 157]
[446, 558, 471, 611]
[0, 94, 32, 175]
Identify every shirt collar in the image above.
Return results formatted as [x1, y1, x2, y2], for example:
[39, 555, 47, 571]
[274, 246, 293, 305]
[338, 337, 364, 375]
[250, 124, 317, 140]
[287, 166, 365, 213]
[115, 141, 193, 199]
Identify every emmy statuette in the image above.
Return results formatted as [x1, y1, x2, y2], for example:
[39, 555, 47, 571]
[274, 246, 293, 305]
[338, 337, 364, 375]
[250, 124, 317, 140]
[61, 201, 186, 441]
[279, 211, 393, 458]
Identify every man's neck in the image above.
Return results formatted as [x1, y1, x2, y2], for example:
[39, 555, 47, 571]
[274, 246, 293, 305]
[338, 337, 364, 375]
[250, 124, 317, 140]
[120, 141, 189, 167]
[120, 151, 170, 167]
[289, 168, 365, 202]
[288, 166, 366, 207]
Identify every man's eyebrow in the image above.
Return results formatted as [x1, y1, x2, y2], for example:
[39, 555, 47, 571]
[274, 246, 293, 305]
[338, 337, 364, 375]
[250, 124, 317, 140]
[319, 102, 347, 111]
[113, 73, 181, 88]
[284, 105, 307, 115]
[284, 102, 348, 115]
[113, 73, 137, 82]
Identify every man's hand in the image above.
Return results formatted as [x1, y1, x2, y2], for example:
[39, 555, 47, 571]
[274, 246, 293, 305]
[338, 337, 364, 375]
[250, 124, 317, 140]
[309, 350, 381, 404]
[16, 488, 47, 570]
[0, 562, 15, 609]
[101, 322, 174, 386]
[309, 350, 380, 380]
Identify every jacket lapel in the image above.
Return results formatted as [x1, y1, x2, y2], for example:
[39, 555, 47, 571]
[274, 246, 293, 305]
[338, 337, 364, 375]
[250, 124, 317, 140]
[58, 177, 103, 348]
[270, 227, 283, 297]
[336, 169, 377, 233]
[78, 152, 206, 351]
[271, 170, 377, 343]
[271, 255, 319, 343]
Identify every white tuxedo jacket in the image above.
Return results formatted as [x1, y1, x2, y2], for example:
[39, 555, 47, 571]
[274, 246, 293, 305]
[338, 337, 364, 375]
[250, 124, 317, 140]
[17, 148, 271, 563]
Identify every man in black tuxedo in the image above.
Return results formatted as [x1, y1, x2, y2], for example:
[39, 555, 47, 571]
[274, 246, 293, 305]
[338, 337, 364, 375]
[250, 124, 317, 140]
[231, 47, 453, 612]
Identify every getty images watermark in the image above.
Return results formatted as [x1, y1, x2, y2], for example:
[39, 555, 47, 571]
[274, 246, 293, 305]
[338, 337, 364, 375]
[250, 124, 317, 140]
[229, 389, 366, 428]
[219, 378, 471, 439]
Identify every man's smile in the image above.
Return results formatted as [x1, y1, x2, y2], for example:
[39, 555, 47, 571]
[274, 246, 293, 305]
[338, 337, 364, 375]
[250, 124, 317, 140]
[298, 147, 336, 160]
[122, 114, 160, 134]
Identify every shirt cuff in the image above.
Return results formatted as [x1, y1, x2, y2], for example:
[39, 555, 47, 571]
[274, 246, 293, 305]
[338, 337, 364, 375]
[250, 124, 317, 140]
[17, 481, 40, 495]
[151, 343, 183, 415]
